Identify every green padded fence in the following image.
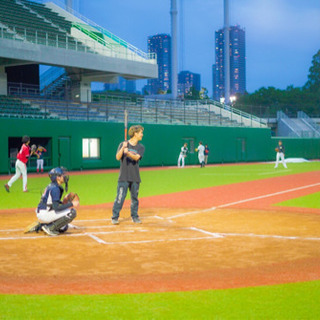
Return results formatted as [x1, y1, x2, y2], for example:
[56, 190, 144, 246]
[0, 118, 319, 174]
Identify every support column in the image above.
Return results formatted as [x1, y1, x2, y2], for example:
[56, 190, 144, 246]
[171, 0, 178, 99]
[79, 79, 91, 103]
[70, 78, 91, 103]
[0, 67, 8, 96]
[224, 0, 230, 104]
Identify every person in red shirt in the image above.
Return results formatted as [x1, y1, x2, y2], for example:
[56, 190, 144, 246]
[4, 135, 35, 192]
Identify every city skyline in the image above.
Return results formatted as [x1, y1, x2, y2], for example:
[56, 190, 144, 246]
[80, 0, 320, 96]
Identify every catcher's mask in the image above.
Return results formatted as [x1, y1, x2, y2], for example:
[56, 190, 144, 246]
[48, 167, 69, 191]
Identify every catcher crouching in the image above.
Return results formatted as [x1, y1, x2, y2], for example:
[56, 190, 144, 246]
[24, 167, 79, 236]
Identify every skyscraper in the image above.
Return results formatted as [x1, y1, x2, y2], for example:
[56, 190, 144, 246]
[104, 77, 136, 94]
[178, 71, 201, 97]
[213, 25, 246, 102]
[147, 34, 171, 95]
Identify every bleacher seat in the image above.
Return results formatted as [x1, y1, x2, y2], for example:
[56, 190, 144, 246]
[0, 95, 52, 119]
[0, 0, 88, 51]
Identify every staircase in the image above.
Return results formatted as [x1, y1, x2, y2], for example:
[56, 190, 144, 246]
[277, 111, 320, 137]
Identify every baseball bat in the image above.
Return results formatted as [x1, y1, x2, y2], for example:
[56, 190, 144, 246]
[124, 109, 128, 141]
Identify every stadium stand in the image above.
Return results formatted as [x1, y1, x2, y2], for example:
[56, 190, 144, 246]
[277, 111, 320, 137]
[0, 95, 53, 119]
[0, 0, 266, 128]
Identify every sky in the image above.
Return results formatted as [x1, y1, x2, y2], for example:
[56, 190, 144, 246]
[77, 0, 320, 95]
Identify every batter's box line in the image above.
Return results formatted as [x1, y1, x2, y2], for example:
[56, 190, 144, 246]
[0, 228, 319, 244]
[188, 226, 320, 242]
[0, 230, 134, 241]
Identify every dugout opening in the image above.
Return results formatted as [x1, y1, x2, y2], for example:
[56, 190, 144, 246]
[8, 137, 52, 173]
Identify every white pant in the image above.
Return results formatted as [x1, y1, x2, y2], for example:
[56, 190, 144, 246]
[177, 154, 186, 167]
[198, 154, 205, 164]
[37, 208, 73, 224]
[275, 152, 287, 168]
[37, 159, 44, 170]
[8, 159, 28, 191]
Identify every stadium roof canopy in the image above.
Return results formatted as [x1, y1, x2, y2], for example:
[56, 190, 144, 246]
[0, 0, 157, 99]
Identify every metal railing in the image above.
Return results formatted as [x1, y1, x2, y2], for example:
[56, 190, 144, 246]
[23, 0, 155, 62]
[1, 89, 267, 128]
[0, 24, 156, 63]
[46, 0, 155, 61]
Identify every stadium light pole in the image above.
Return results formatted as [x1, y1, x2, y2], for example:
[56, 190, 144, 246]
[171, 0, 178, 99]
[65, 0, 72, 10]
[224, 0, 230, 104]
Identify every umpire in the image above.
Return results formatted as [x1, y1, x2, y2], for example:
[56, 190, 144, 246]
[111, 125, 145, 225]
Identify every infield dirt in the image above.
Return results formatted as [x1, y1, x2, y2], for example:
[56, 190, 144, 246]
[0, 171, 319, 294]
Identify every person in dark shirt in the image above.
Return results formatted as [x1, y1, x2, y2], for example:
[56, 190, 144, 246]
[24, 167, 79, 236]
[274, 140, 287, 169]
[204, 144, 210, 165]
[35, 145, 47, 173]
[177, 143, 188, 168]
[111, 125, 145, 225]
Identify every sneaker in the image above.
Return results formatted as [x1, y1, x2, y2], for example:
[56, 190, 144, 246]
[23, 189, 29, 192]
[132, 217, 142, 224]
[41, 225, 59, 236]
[111, 218, 119, 225]
[4, 184, 9, 193]
[24, 221, 41, 234]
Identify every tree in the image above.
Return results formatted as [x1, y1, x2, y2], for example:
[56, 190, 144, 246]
[304, 49, 320, 92]
[185, 86, 200, 100]
[200, 87, 209, 99]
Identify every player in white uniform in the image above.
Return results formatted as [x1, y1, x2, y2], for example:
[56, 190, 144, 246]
[274, 140, 287, 169]
[196, 141, 205, 168]
[177, 143, 188, 168]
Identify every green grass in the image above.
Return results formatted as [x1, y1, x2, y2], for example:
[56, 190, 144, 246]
[1, 281, 320, 319]
[275, 191, 320, 209]
[1, 162, 320, 209]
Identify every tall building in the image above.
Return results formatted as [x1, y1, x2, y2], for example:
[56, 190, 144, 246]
[213, 25, 246, 101]
[178, 71, 201, 97]
[104, 77, 136, 94]
[147, 34, 171, 95]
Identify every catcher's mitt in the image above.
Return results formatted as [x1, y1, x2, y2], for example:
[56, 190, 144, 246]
[31, 144, 37, 152]
[62, 192, 79, 204]
[275, 147, 279, 152]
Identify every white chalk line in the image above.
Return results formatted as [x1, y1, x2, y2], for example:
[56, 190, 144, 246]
[1, 225, 319, 244]
[259, 169, 292, 175]
[0, 230, 134, 241]
[87, 234, 108, 245]
[188, 227, 224, 238]
[218, 182, 320, 208]
[218, 232, 320, 241]
[167, 182, 320, 219]
[169, 207, 217, 219]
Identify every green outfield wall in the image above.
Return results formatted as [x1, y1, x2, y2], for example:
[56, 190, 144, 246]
[0, 118, 319, 174]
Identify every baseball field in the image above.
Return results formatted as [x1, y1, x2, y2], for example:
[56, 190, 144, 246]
[0, 161, 320, 319]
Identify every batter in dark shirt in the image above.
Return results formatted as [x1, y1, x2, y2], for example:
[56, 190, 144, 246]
[111, 125, 145, 225]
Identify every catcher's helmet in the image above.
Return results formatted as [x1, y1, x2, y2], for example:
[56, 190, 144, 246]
[49, 167, 64, 182]
[48, 167, 70, 191]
